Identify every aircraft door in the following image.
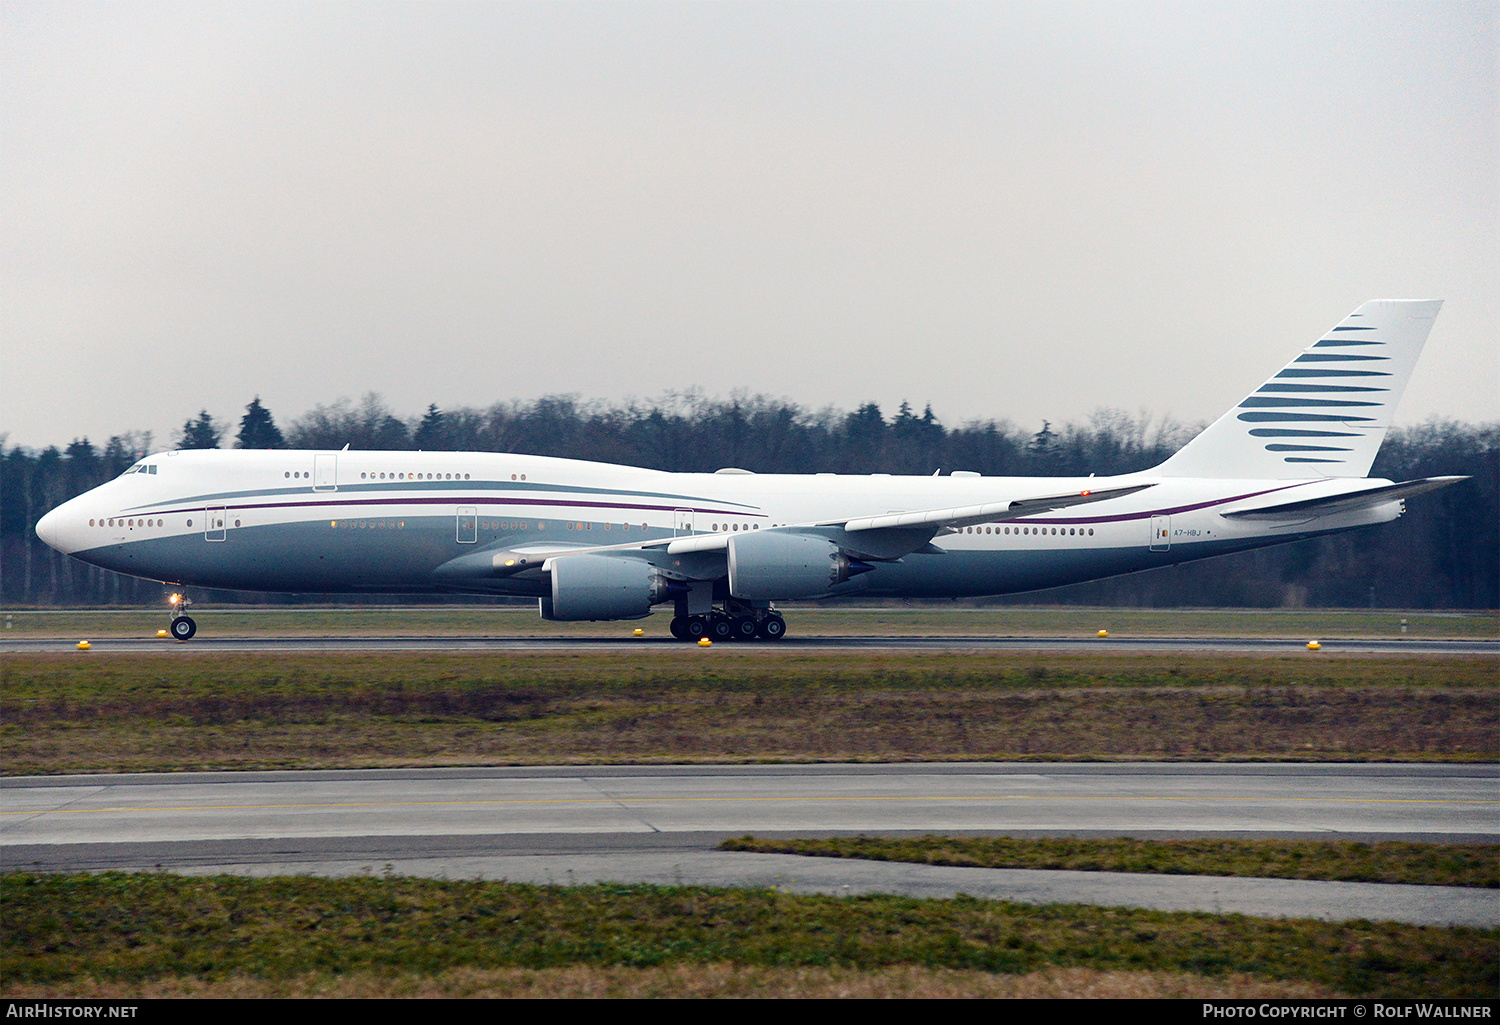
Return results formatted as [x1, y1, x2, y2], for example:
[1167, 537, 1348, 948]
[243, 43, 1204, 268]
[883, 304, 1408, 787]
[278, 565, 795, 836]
[457, 507, 478, 544]
[205, 507, 227, 542]
[314, 454, 337, 491]
[1150, 514, 1171, 552]
[674, 509, 694, 536]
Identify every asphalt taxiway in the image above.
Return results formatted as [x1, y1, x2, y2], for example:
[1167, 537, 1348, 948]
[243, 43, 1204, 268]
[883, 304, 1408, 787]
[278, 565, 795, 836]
[4, 763, 1496, 926]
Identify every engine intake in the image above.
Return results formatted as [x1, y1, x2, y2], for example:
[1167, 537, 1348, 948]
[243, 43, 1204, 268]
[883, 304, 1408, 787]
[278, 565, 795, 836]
[541, 554, 672, 621]
[727, 531, 871, 600]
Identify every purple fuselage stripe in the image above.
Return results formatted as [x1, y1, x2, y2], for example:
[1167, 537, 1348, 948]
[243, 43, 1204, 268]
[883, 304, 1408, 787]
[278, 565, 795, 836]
[135, 483, 1313, 527]
[1026, 482, 1310, 524]
[142, 495, 767, 519]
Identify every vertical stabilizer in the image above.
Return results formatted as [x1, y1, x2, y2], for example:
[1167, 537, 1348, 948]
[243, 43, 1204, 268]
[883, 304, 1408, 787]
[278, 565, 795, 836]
[1156, 300, 1442, 479]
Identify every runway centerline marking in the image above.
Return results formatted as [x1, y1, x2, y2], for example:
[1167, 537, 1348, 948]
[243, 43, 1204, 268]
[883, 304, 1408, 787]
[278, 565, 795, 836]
[4, 794, 1494, 817]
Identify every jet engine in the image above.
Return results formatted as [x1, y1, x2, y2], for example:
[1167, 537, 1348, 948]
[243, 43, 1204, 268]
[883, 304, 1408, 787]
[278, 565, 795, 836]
[541, 554, 674, 621]
[727, 531, 872, 600]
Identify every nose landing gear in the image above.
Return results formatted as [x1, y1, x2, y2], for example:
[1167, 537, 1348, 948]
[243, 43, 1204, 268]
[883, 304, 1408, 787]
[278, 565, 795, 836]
[167, 592, 196, 641]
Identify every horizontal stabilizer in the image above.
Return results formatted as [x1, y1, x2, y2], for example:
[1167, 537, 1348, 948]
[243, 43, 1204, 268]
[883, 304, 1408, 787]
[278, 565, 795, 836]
[1220, 476, 1467, 519]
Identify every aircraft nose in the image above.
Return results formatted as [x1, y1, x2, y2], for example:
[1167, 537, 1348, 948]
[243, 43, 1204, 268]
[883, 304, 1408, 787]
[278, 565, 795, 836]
[36, 504, 70, 553]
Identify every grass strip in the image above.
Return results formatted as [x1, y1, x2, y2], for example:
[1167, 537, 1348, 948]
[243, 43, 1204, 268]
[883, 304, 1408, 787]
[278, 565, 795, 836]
[3, 651, 1494, 773]
[718, 836, 1500, 889]
[2, 873, 1494, 998]
[0, 965, 1351, 999]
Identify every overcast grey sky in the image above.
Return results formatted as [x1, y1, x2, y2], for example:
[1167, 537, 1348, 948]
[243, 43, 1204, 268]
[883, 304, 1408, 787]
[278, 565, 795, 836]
[3, 1, 1495, 452]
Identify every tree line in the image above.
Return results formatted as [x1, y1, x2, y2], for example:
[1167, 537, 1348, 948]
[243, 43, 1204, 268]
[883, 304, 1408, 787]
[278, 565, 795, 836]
[3, 393, 1495, 609]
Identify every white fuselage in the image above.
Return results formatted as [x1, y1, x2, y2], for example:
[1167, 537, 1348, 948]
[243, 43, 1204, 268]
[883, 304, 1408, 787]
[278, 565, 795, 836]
[36, 448, 1402, 602]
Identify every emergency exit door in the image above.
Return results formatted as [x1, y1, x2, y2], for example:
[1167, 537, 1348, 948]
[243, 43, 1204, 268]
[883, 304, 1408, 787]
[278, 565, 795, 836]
[1150, 515, 1171, 551]
[457, 507, 478, 544]
[314, 454, 337, 491]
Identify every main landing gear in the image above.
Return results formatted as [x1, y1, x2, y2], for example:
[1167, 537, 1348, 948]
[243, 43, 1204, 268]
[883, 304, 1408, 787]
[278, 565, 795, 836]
[167, 591, 196, 641]
[669, 606, 787, 642]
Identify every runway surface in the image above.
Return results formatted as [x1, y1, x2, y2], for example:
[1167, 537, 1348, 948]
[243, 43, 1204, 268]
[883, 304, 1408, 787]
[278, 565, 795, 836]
[6, 634, 1496, 654]
[4, 763, 1496, 926]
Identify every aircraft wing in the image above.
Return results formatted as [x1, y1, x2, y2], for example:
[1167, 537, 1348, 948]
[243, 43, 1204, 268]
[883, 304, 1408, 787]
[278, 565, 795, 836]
[1219, 476, 1468, 520]
[663, 482, 1156, 558]
[453, 482, 1158, 573]
[842, 483, 1155, 533]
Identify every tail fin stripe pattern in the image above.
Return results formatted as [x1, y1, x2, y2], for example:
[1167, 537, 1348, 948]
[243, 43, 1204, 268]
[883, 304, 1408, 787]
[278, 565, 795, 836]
[1257, 384, 1388, 392]
[1266, 445, 1352, 452]
[1249, 429, 1360, 437]
[1254, 384, 1380, 393]
[1294, 354, 1389, 362]
[1276, 369, 1390, 377]
[1155, 299, 1442, 478]
[1236, 412, 1376, 423]
[1240, 398, 1383, 408]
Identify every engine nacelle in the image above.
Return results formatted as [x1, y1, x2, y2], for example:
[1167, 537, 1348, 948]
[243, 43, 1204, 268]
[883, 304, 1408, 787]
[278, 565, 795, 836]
[727, 531, 869, 600]
[541, 554, 669, 621]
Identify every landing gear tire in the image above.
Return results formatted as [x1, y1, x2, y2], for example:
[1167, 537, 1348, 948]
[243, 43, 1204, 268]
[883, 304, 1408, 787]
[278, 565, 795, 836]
[731, 616, 759, 642]
[683, 616, 708, 641]
[708, 614, 734, 642]
[670, 617, 687, 641]
[170, 615, 197, 641]
[756, 615, 786, 641]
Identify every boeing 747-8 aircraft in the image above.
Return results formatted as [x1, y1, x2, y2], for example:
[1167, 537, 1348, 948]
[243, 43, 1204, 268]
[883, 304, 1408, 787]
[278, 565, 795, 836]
[36, 300, 1465, 641]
